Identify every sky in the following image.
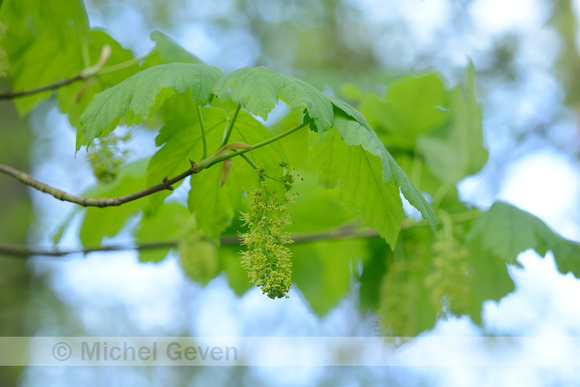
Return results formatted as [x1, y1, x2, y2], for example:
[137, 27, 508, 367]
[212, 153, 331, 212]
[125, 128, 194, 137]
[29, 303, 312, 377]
[19, 0, 580, 385]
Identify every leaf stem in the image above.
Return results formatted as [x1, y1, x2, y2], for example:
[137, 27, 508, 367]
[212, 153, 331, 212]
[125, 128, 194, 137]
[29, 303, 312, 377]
[96, 56, 145, 76]
[196, 105, 208, 159]
[205, 121, 309, 168]
[240, 154, 259, 171]
[221, 103, 241, 146]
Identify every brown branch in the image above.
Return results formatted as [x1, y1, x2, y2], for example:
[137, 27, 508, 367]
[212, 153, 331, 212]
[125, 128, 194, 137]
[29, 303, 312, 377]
[0, 45, 113, 100]
[0, 122, 308, 208]
[0, 74, 85, 100]
[0, 228, 381, 258]
[0, 163, 200, 207]
[0, 241, 178, 258]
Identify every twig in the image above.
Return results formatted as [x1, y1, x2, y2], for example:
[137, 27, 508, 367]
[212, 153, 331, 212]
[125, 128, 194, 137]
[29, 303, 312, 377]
[0, 122, 308, 208]
[0, 44, 119, 101]
[0, 228, 381, 258]
[0, 163, 200, 208]
[0, 74, 85, 100]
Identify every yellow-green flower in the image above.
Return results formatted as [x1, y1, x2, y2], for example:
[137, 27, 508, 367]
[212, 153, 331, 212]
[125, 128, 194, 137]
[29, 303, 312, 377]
[239, 180, 294, 299]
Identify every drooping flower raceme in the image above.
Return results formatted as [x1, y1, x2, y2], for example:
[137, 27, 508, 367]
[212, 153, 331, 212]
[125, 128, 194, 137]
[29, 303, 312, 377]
[239, 180, 294, 299]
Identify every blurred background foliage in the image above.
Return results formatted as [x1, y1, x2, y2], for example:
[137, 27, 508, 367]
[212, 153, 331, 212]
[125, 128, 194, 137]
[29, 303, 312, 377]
[1, 0, 580, 385]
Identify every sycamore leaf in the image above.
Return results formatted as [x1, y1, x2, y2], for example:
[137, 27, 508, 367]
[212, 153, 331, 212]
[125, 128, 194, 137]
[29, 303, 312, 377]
[213, 66, 334, 132]
[467, 201, 580, 276]
[58, 29, 138, 129]
[378, 72, 449, 136]
[292, 238, 369, 315]
[188, 110, 288, 240]
[146, 108, 227, 209]
[79, 159, 148, 246]
[188, 164, 245, 242]
[417, 64, 487, 183]
[227, 111, 288, 177]
[1, 0, 91, 114]
[219, 246, 254, 296]
[309, 129, 404, 247]
[79, 63, 225, 147]
[465, 241, 515, 325]
[144, 31, 205, 66]
[326, 109, 438, 234]
[135, 203, 189, 262]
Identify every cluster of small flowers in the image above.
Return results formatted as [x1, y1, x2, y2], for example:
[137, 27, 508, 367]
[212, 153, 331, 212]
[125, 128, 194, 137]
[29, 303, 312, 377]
[239, 177, 294, 299]
[86, 131, 132, 183]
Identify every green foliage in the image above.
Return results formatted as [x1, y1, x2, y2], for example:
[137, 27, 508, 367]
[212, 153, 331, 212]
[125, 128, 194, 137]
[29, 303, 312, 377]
[468, 201, 580, 276]
[79, 63, 225, 147]
[146, 108, 228, 210]
[0, 0, 90, 114]
[292, 238, 369, 315]
[144, 31, 205, 66]
[331, 109, 438, 233]
[58, 29, 139, 128]
[417, 65, 487, 184]
[4, 0, 580, 339]
[213, 66, 334, 131]
[353, 66, 488, 216]
[79, 160, 148, 246]
[309, 128, 404, 247]
[134, 203, 188, 262]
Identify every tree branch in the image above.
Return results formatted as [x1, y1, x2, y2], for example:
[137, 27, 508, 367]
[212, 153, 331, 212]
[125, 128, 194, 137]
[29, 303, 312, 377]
[0, 45, 118, 100]
[0, 228, 381, 258]
[0, 121, 308, 208]
[0, 74, 85, 100]
[0, 163, 200, 207]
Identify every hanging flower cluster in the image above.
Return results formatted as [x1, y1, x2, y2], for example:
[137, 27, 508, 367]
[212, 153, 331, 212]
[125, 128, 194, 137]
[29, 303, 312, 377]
[239, 167, 295, 299]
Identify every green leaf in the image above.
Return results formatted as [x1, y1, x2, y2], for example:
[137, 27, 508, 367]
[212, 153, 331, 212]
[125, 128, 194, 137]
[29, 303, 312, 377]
[465, 240, 515, 325]
[467, 201, 580, 276]
[417, 64, 487, 183]
[227, 110, 288, 177]
[292, 238, 369, 315]
[146, 108, 228, 209]
[144, 31, 205, 66]
[380, 73, 449, 136]
[329, 109, 438, 234]
[79, 63, 225, 147]
[285, 169, 356, 233]
[188, 164, 245, 242]
[187, 110, 287, 240]
[219, 246, 254, 296]
[358, 238, 389, 311]
[309, 128, 404, 247]
[1, 0, 90, 114]
[135, 203, 189, 262]
[213, 66, 334, 132]
[79, 159, 149, 246]
[58, 29, 138, 128]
